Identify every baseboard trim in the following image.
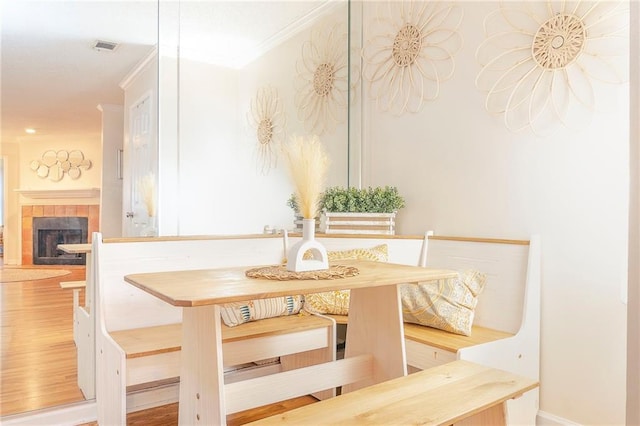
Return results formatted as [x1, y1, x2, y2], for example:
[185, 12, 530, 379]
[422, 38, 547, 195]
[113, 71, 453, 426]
[0, 401, 97, 426]
[537, 410, 583, 426]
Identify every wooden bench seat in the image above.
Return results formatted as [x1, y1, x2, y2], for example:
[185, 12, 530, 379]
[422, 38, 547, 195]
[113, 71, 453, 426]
[111, 314, 334, 359]
[247, 360, 539, 425]
[404, 322, 514, 352]
[328, 314, 513, 353]
[60, 280, 87, 346]
[59, 280, 86, 289]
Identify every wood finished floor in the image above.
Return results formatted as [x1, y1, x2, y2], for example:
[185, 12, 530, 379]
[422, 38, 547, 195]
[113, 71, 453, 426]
[78, 396, 319, 426]
[0, 263, 318, 424]
[1, 265, 87, 415]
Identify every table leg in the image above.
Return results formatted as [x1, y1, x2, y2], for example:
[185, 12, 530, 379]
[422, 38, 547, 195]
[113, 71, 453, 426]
[341, 284, 406, 393]
[455, 402, 507, 425]
[179, 305, 226, 425]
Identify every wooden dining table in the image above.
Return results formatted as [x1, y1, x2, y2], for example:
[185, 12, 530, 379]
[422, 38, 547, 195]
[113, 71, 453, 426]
[124, 259, 457, 425]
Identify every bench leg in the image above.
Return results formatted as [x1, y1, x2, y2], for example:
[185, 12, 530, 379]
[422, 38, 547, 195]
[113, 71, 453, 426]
[72, 289, 80, 345]
[96, 335, 127, 425]
[342, 284, 406, 393]
[179, 305, 226, 426]
[76, 306, 95, 399]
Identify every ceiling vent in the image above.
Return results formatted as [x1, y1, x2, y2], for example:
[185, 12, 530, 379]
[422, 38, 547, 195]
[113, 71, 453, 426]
[93, 40, 119, 52]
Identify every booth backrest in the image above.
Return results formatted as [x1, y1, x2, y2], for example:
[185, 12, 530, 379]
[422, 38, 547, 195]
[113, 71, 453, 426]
[315, 235, 530, 334]
[424, 237, 530, 334]
[314, 235, 425, 266]
[97, 233, 529, 335]
[98, 235, 285, 332]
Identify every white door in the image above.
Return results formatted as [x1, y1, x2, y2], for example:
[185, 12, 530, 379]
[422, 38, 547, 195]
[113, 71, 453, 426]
[123, 92, 158, 237]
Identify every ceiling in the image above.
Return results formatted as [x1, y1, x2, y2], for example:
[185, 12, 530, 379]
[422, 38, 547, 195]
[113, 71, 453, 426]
[1, 0, 331, 148]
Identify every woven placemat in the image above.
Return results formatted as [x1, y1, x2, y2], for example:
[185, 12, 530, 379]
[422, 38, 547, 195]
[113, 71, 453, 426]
[245, 264, 359, 281]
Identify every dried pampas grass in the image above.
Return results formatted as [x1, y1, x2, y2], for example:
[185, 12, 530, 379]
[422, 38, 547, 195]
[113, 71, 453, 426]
[283, 135, 329, 219]
[138, 172, 156, 217]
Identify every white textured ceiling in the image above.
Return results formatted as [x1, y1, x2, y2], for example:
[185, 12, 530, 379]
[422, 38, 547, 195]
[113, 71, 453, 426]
[1, 0, 331, 147]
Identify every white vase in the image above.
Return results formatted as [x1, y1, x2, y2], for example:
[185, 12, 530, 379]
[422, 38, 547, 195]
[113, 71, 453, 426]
[286, 218, 329, 272]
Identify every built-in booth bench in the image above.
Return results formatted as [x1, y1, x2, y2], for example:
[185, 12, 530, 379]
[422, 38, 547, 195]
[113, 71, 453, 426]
[325, 234, 541, 425]
[90, 231, 540, 425]
[58, 280, 86, 344]
[93, 234, 336, 425]
[57, 242, 95, 399]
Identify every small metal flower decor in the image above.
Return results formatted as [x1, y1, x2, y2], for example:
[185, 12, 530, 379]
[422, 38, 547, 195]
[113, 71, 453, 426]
[362, 0, 464, 115]
[475, 1, 629, 135]
[248, 85, 286, 174]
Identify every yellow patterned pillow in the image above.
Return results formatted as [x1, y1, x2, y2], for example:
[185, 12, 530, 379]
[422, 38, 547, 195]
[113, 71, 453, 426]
[400, 270, 486, 336]
[220, 296, 304, 327]
[303, 244, 388, 315]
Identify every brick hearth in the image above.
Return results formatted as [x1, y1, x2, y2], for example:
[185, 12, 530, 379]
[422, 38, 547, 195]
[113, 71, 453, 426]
[22, 205, 99, 265]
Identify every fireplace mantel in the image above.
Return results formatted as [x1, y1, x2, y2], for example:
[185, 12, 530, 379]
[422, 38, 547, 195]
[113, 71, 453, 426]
[16, 188, 100, 199]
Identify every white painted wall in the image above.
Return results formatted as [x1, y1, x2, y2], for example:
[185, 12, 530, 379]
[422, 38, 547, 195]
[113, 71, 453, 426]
[360, 2, 630, 424]
[18, 139, 102, 192]
[1, 143, 20, 265]
[97, 104, 123, 238]
[627, 2, 640, 423]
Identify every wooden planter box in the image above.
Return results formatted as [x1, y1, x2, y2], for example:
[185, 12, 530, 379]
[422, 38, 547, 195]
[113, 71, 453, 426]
[320, 212, 396, 235]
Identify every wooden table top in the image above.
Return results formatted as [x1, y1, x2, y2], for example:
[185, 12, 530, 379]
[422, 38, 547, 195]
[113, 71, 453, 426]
[57, 243, 92, 254]
[124, 260, 457, 307]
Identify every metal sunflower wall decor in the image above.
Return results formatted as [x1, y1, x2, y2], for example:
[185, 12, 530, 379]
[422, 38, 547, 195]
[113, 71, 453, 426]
[475, 1, 629, 135]
[248, 85, 286, 174]
[362, 0, 464, 115]
[294, 20, 357, 135]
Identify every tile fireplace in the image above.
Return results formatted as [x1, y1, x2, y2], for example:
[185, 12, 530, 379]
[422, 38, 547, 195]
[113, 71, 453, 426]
[22, 204, 99, 265]
[32, 217, 88, 265]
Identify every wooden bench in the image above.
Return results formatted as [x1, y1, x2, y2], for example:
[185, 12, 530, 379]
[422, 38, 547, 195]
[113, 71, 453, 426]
[315, 233, 540, 425]
[59, 280, 86, 290]
[59, 280, 86, 345]
[248, 360, 539, 425]
[109, 314, 335, 390]
[93, 233, 336, 425]
[58, 243, 95, 398]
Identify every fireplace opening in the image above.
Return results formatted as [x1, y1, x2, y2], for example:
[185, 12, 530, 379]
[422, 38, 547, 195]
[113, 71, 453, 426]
[32, 217, 88, 265]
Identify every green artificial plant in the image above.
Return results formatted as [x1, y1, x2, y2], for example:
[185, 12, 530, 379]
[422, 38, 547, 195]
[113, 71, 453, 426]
[287, 186, 405, 214]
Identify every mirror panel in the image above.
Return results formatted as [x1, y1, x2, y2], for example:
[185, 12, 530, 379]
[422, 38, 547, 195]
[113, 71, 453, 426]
[163, 1, 353, 236]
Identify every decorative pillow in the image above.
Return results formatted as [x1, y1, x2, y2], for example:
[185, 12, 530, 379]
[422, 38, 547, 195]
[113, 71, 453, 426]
[400, 270, 486, 336]
[303, 244, 388, 315]
[220, 295, 304, 327]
